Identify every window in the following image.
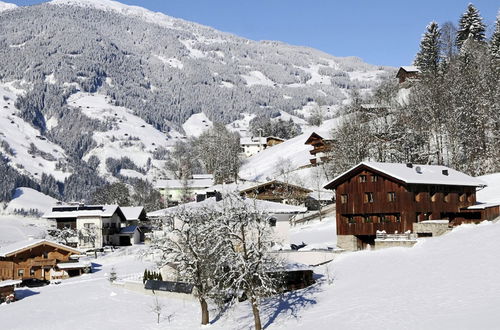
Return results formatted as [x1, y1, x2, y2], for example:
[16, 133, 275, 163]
[363, 216, 372, 223]
[415, 192, 422, 202]
[347, 216, 355, 224]
[387, 192, 396, 202]
[268, 218, 277, 227]
[17, 269, 24, 277]
[371, 175, 378, 182]
[43, 252, 48, 259]
[30, 268, 35, 276]
[340, 194, 348, 204]
[359, 175, 367, 183]
[364, 192, 374, 203]
[431, 192, 438, 202]
[84, 223, 93, 228]
[444, 193, 450, 203]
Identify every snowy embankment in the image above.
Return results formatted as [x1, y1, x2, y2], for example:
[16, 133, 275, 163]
[222, 221, 500, 329]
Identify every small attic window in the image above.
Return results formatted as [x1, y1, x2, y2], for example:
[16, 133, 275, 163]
[359, 175, 367, 183]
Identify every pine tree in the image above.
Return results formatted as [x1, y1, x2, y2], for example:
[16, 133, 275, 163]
[490, 12, 500, 69]
[414, 21, 441, 74]
[456, 4, 486, 49]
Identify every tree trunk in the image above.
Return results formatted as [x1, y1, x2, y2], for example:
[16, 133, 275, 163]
[250, 296, 262, 330]
[200, 297, 209, 325]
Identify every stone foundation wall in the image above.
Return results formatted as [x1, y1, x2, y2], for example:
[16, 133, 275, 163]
[337, 235, 358, 251]
[413, 222, 450, 237]
[374, 240, 417, 250]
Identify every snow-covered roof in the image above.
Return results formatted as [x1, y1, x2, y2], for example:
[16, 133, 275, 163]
[0, 279, 22, 288]
[119, 225, 140, 234]
[240, 180, 312, 194]
[399, 66, 420, 73]
[240, 136, 267, 146]
[201, 181, 258, 194]
[56, 261, 91, 270]
[147, 197, 307, 218]
[121, 206, 144, 221]
[466, 202, 500, 210]
[0, 239, 81, 257]
[154, 178, 214, 189]
[308, 190, 335, 201]
[43, 205, 120, 219]
[324, 162, 486, 189]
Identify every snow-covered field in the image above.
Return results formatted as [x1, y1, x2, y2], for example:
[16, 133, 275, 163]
[0, 215, 48, 245]
[290, 215, 336, 250]
[2, 215, 500, 329]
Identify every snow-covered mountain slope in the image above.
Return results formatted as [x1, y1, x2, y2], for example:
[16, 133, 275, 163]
[0, 84, 71, 181]
[66, 92, 181, 179]
[0, 1, 16, 12]
[0, 0, 393, 201]
[5, 187, 58, 215]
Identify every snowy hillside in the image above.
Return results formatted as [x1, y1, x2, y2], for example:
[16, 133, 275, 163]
[0, 1, 16, 12]
[0, 84, 71, 181]
[239, 118, 342, 184]
[0, 0, 393, 202]
[4, 187, 58, 215]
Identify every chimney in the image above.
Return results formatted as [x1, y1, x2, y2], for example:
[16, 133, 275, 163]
[415, 166, 422, 174]
[406, 163, 413, 168]
[442, 169, 449, 176]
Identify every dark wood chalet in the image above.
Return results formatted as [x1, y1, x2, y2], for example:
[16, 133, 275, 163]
[396, 66, 420, 83]
[304, 132, 333, 166]
[324, 162, 499, 250]
[240, 180, 312, 205]
[0, 239, 86, 281]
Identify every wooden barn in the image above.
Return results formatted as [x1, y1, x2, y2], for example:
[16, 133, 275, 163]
[240, 180, 312, 205]
[304, 131, 333, 166]
[396, 66, 420, 83]
[324, 162, 499, 250]
[0, 239, 86, 281]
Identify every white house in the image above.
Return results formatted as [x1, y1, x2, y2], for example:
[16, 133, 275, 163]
[154, 174, 214, 204]
[43, 204, 127, 249]
[148, 196, 307, 249]
[240, 136, 285, 158]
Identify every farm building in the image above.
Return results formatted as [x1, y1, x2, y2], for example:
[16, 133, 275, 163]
[0, 239, 87, 281]
[324, 162, 499, 250]
[396, 66, 420, 83]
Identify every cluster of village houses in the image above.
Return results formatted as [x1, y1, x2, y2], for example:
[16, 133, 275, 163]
[1, 67, 500, 301]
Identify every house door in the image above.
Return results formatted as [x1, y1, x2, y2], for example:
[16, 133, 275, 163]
[119, 236, 131, 246]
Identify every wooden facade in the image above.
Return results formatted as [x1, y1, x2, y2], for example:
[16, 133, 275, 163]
[240, 180, 312, 204]
[324, 163, 499, 245]
[304, 132, 333, 166]
[396, 66, 420, 84]
[0, 240, 82, 281]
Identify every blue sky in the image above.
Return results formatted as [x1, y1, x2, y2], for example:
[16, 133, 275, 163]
[8, 0, 500, 67]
